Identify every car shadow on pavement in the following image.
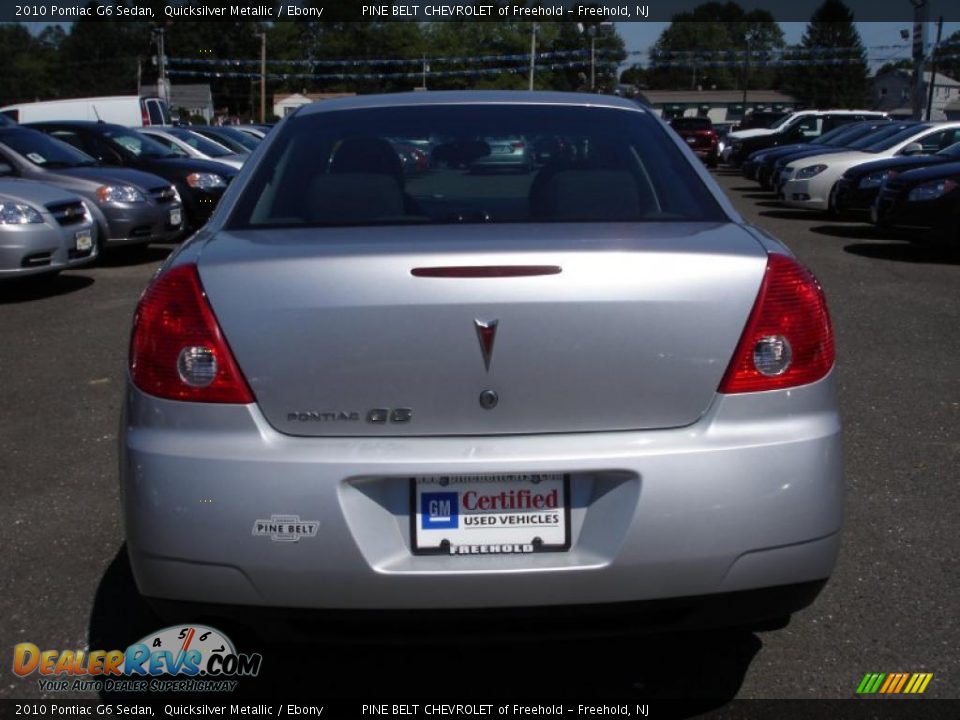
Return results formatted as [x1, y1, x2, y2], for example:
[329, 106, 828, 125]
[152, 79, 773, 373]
[759, 209, 825, 221]
[97, 245, 174, 268]
[0, 273, 94, 304]
[843, 240, 960, 265]
[90, 547, 761, 711]
[810, 224, 903, 241]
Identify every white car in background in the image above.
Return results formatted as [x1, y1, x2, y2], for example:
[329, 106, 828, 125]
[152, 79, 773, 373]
[781, 122, 960, 211]
[137, 126, 248, 171]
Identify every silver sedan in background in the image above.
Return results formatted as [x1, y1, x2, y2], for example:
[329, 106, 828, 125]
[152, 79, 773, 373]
[0, 179, 97, 278]
[122, 92, 842, 634]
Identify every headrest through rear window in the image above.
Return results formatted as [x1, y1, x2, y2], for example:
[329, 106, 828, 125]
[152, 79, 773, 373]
[306, 174, 405, 225]
[530, 169, 645, 221]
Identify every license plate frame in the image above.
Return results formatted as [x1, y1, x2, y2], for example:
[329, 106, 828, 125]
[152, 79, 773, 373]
[410, 473, 571, 556]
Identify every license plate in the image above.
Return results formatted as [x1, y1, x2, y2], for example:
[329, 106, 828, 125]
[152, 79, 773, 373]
[75, 229, 92, 252]
[412, 473, 570, 556]
[870, 206, 879, 223]
[170, 208, 182, 226]
[686, 137, 697, 144]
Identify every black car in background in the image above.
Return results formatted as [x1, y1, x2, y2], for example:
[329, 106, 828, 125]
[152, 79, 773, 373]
[739, 110, 787, 130]
[727, 110, 887, 168]
[26, 121, 237, 230]
[873, 160, 960, 240]
[834, 141, 960, 217]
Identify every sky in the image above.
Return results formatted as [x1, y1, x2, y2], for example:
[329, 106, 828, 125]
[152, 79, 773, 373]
[616, 21, 960, 70]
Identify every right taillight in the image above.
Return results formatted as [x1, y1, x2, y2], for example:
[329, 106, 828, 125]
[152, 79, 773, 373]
[140, 100, 150, 126]
[719, 253, 835, 394]
[130, 264, 253, 403]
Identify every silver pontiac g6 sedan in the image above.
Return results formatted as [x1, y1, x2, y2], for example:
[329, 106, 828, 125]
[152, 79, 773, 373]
[121, 92, 842, 632]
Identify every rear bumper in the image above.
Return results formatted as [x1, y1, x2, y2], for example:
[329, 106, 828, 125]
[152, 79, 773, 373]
[147, 579, 830, 639]
[121, 373, 844, 613]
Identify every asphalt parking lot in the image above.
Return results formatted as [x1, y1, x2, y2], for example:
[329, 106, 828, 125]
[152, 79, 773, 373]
[1, 169, 957, 704]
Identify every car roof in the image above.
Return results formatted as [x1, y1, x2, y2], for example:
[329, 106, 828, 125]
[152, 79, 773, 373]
[26, 120, 125, 130]
[294, 91, 648, 117]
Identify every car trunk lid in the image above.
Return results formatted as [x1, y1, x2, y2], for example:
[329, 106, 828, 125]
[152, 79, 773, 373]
[198, 223, 767, 436]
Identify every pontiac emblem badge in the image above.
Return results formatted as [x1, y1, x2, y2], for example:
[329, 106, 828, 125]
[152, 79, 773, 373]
[474, 319, 498, 371]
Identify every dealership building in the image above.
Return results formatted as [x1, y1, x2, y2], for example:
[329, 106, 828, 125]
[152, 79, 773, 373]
[639, 89, 800, 122]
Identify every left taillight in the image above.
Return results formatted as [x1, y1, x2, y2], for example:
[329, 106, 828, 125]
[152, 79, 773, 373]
[130, 264, 254, 403]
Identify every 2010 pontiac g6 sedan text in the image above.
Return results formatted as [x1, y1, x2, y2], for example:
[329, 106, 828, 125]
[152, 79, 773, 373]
[121, 92, 843, 632]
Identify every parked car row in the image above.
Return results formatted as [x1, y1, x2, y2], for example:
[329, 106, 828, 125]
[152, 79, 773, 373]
[0, 104, 272, 280]
[733, 117, 960, 242]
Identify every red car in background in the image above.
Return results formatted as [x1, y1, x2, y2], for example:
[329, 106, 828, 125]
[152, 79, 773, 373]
[669, 117, 720, 168]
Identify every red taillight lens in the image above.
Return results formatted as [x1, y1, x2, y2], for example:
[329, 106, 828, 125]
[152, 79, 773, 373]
[130, 264, 254, 403]
[511, 142, 525, 150]
[719, 254, 834, 394]
[140, 100, 150, 126]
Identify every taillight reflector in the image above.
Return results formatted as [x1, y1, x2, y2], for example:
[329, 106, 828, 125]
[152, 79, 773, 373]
[130, 264, 253, 403]
[719, 254, 835, 393]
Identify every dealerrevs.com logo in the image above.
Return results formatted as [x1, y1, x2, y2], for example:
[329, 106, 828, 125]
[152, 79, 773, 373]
[13, 625, 262, 693]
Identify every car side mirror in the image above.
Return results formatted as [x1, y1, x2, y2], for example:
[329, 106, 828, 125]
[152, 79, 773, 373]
[0, 162, 13, 176]
[900, 142, 924, 156]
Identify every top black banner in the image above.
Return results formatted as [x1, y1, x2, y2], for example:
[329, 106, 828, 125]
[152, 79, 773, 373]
[5, 0, 960, 24]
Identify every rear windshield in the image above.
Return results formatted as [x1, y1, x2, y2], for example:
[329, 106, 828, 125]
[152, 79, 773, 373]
[671, 118, 712, 131]
[228, 105, 728, 230]
[142, 98, 172, 125]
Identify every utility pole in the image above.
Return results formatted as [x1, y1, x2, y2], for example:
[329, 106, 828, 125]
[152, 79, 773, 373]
[910, 0, 928, 120]
[741, 37, 750, 112]
[590, 32, 596, 91]
[529, 23, 538, 91]
[926, 16, 943, 121]
[255, 32, 266, 123]
[155, 27, 167, 104]
[421, 55, 429, 90]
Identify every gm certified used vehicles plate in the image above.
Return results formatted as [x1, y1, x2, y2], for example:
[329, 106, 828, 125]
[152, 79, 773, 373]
[121, 92, 843, 632]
